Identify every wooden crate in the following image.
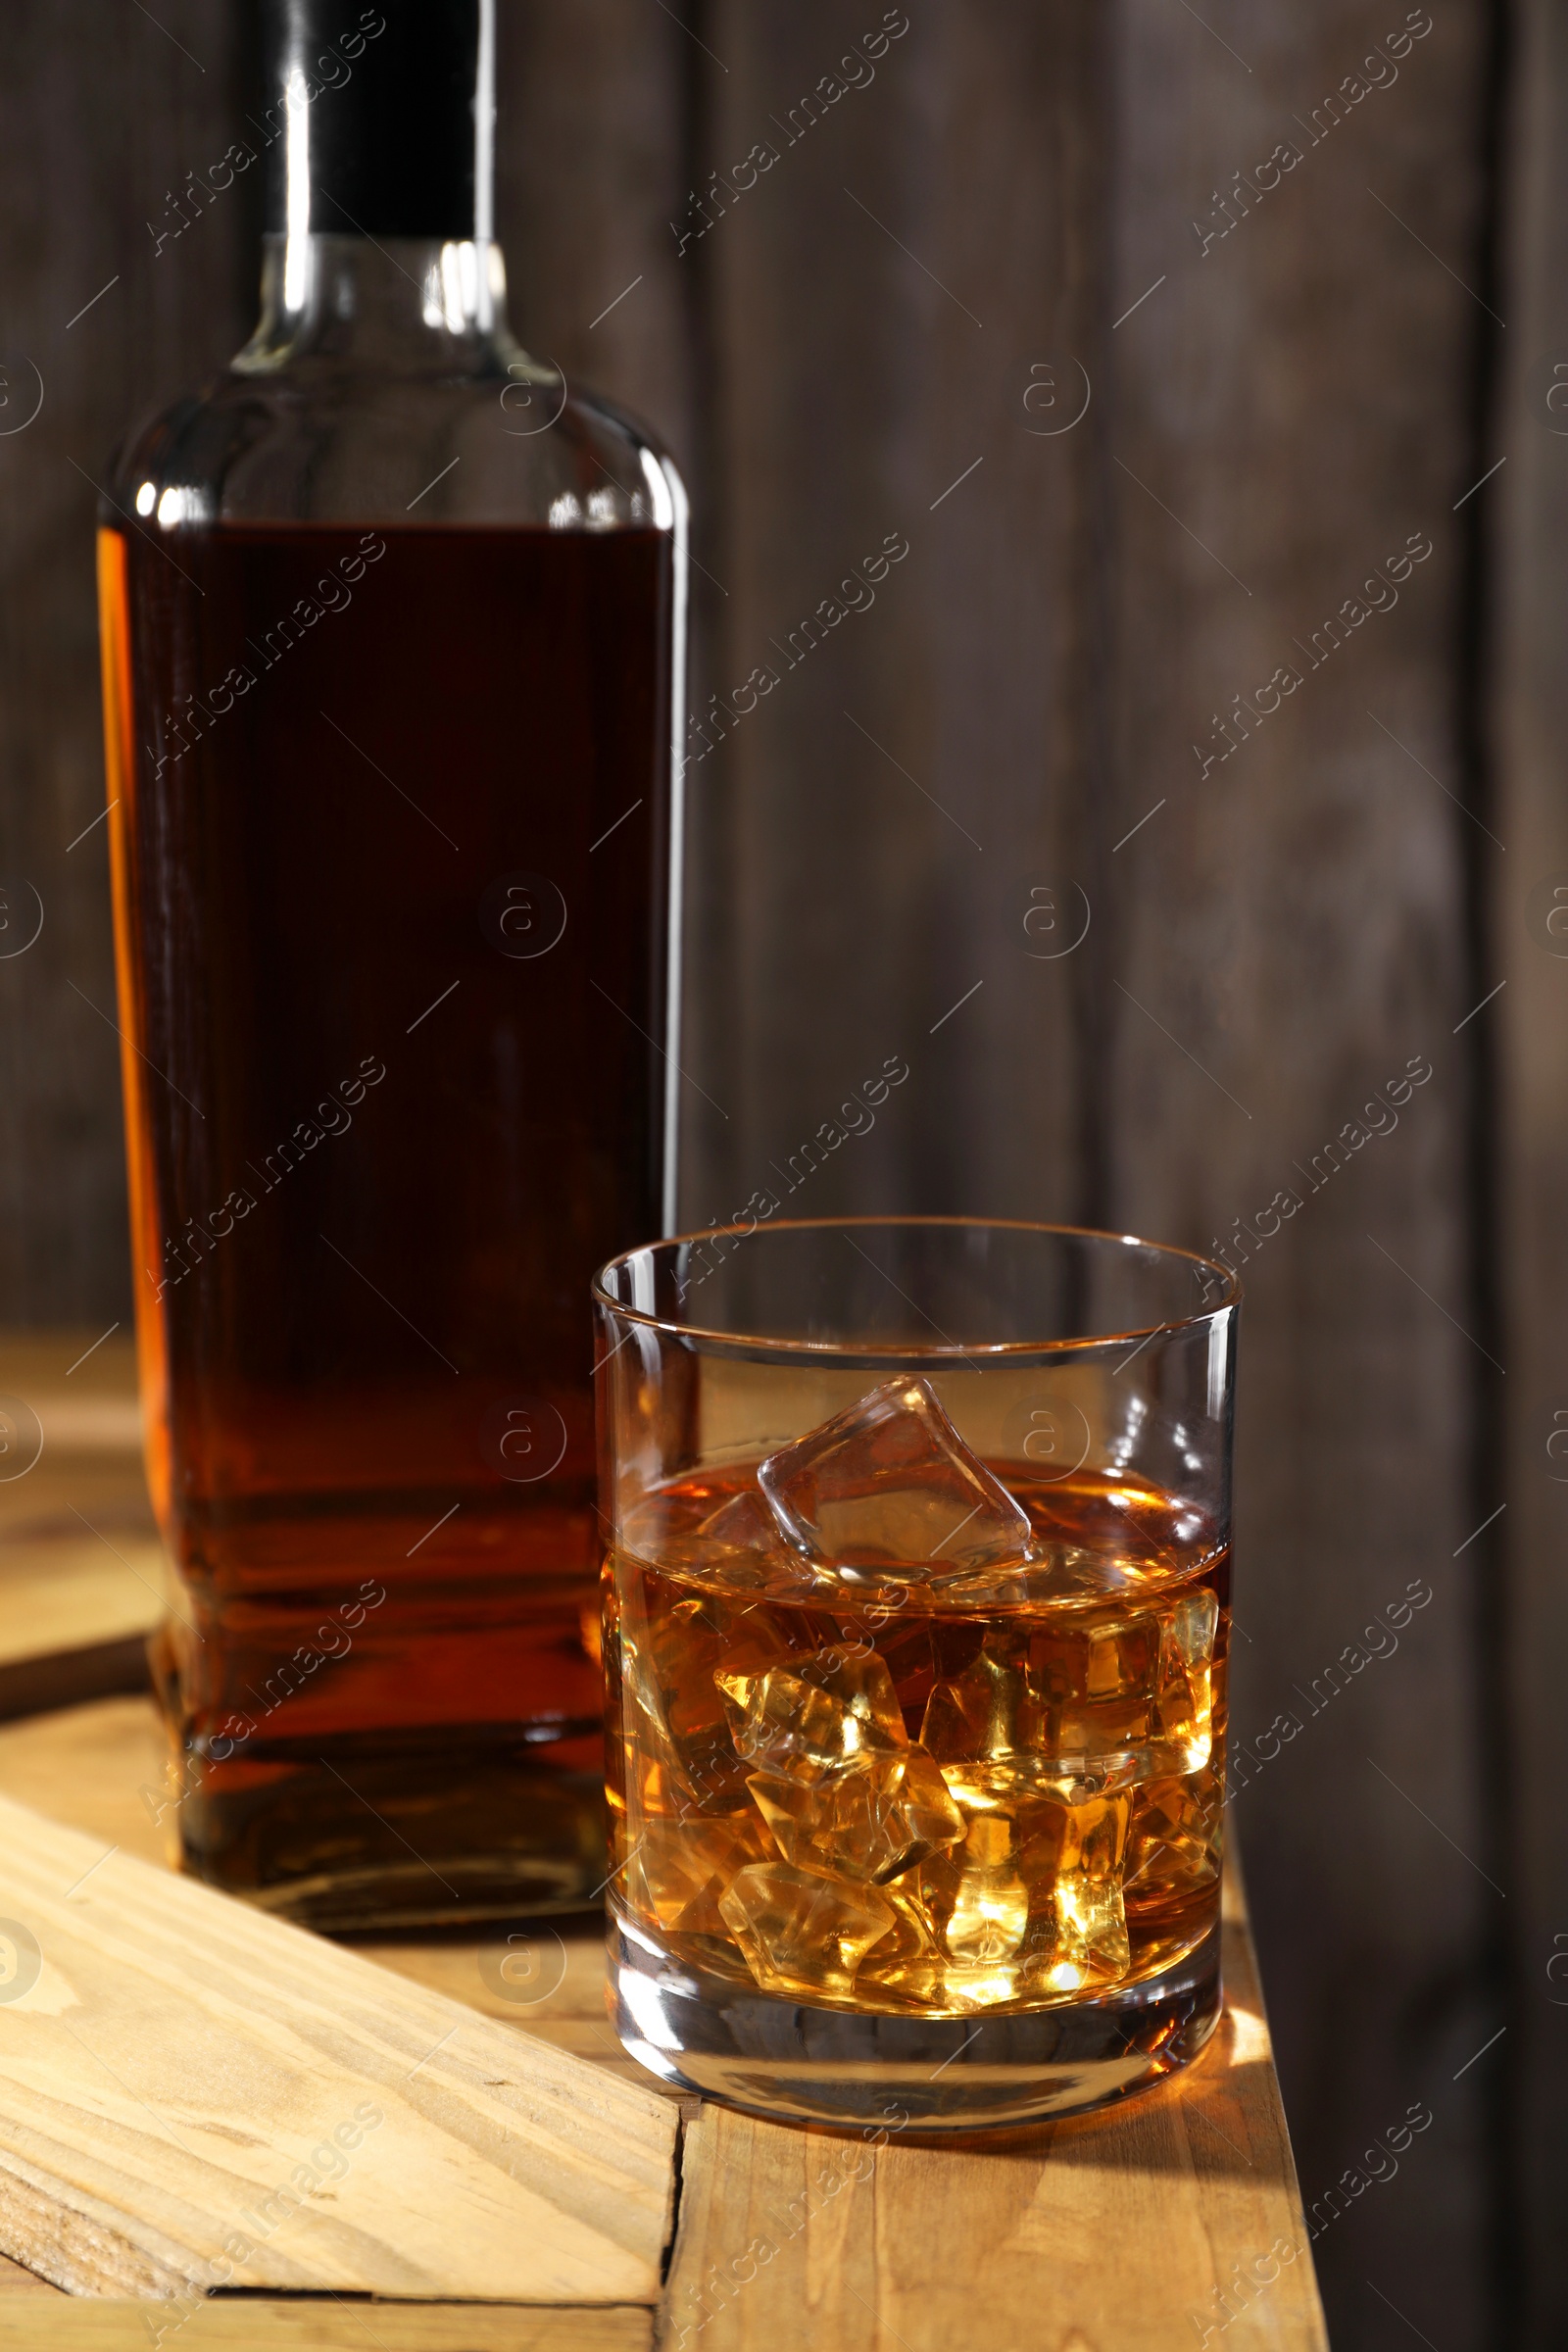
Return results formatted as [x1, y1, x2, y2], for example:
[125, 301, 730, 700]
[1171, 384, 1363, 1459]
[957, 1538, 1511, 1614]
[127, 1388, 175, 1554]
[0, 1338, 1328, 2349]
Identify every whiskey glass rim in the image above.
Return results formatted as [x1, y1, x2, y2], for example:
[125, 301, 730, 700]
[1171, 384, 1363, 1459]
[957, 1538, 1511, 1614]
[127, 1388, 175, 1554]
[592, 1214, 1241, 1361]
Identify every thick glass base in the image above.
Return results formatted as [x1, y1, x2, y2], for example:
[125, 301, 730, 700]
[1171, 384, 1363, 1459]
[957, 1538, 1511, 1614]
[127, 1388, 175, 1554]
[610, 1907, 1222, 2130]
[149, 1598, 608, 1929]
[168, 1728, 606, 1932]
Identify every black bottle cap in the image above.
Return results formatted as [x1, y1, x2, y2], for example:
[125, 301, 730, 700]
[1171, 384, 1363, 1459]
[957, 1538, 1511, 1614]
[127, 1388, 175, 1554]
[258, 1, 493, 240]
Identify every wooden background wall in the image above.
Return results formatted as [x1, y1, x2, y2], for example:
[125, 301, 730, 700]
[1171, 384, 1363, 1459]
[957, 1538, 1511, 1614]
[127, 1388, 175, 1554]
[0, 2, 1556, 2343]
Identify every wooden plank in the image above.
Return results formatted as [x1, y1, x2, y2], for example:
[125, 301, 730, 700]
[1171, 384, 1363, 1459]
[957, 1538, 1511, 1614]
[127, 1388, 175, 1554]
[0, 2247, 56, 2299]
[0, 2308, 649, 2350]
[664, 1889, 1326, 2352]
[0, 1698, 168, 1870]
[0, 1332, 144, 1443]
[0, 1, 253, 1326]
[365, 1934, 646, 2091]
[684, 3, 1103, 1223]
[0, 1382, 1330, 2341]
[0, 1629, 150, 1731]
[0, 1702, 1325, 2346]
[1491, 0, 1568, 2339]
[1096, 6, 1497, 2348]
[0, 1795, 676, 2303]
[498, 0, 694, 455]
[0, 1574, 153, 1725]
[664, 19, 1498, 2340]
[0, 1334, 160, 1721]
[0, 1695, 643, 2092]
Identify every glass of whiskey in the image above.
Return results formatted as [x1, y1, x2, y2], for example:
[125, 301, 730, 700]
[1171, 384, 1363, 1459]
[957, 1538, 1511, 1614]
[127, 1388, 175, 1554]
[595, 1219, 1238, 2129]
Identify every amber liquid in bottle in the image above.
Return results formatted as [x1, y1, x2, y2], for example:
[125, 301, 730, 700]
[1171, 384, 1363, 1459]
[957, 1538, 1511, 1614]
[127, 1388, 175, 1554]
[99, 518, 673, 1926]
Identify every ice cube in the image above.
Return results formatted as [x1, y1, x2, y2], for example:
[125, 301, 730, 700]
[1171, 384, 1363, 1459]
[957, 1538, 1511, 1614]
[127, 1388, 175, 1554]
[619, 1482, 833, 1602]
[944, 1811, 1031, 1967]
[714, 1646, 906, 1781]
[1170, 1588, 1219, 1670]
[1038, 1791, 1131, 1991]
[694, 1489, 839, 1599]
[855, 1881, 948, 2008]
[717, 1860, 895, 1998]
[747, 1741, 964, 1885]
[1154, 1590, 1219, 1772]
[1125, 1766, 1223, 1904]
[1040, 1612, 1161, 1755]
[919, 1637, 1051, 1766]
[1041, 1595, 1218, 1783]
[717, 1643, 964, 1883]
[900, 1808, 1045, 2012]
[868, 1617, 940, 1720]
[621, 1590, 801, 1817]
[628, 1809, 773, 1940]
[921, 1591, 1221, 1798]
[758, 1377, 1033, 1579]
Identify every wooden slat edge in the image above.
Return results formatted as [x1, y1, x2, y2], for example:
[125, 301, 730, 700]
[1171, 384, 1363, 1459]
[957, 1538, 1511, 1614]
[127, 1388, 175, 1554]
[0, 1641, 150, 1728]
[0, 2301, 654, 2347]
[0, 1792, 677, 2303]
[0, 2149, 198, 2300]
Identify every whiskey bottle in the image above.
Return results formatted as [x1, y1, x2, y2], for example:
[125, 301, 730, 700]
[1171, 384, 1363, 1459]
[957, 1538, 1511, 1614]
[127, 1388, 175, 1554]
[96, 0, 686, 1927]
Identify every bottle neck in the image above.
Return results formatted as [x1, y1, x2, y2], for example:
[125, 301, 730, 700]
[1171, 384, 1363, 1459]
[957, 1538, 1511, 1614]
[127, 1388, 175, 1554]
[261, 1, 493, 241]
[237, 233, 517, 372]
[248, 4, 506, 372]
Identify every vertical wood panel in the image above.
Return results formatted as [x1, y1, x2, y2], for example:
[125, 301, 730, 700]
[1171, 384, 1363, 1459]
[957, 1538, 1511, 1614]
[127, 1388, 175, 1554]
[498, 2, 695, 465]
[668, 16, 1503, 2326]
[0, 0, 250, 1321]
[0, 3, 1541, 2336]
[1494, 0, 1568, 2338]
[1102, 4, 1495, 2345]
[686, 0, 1103, 1230]
[499, 1, 711, 1227]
